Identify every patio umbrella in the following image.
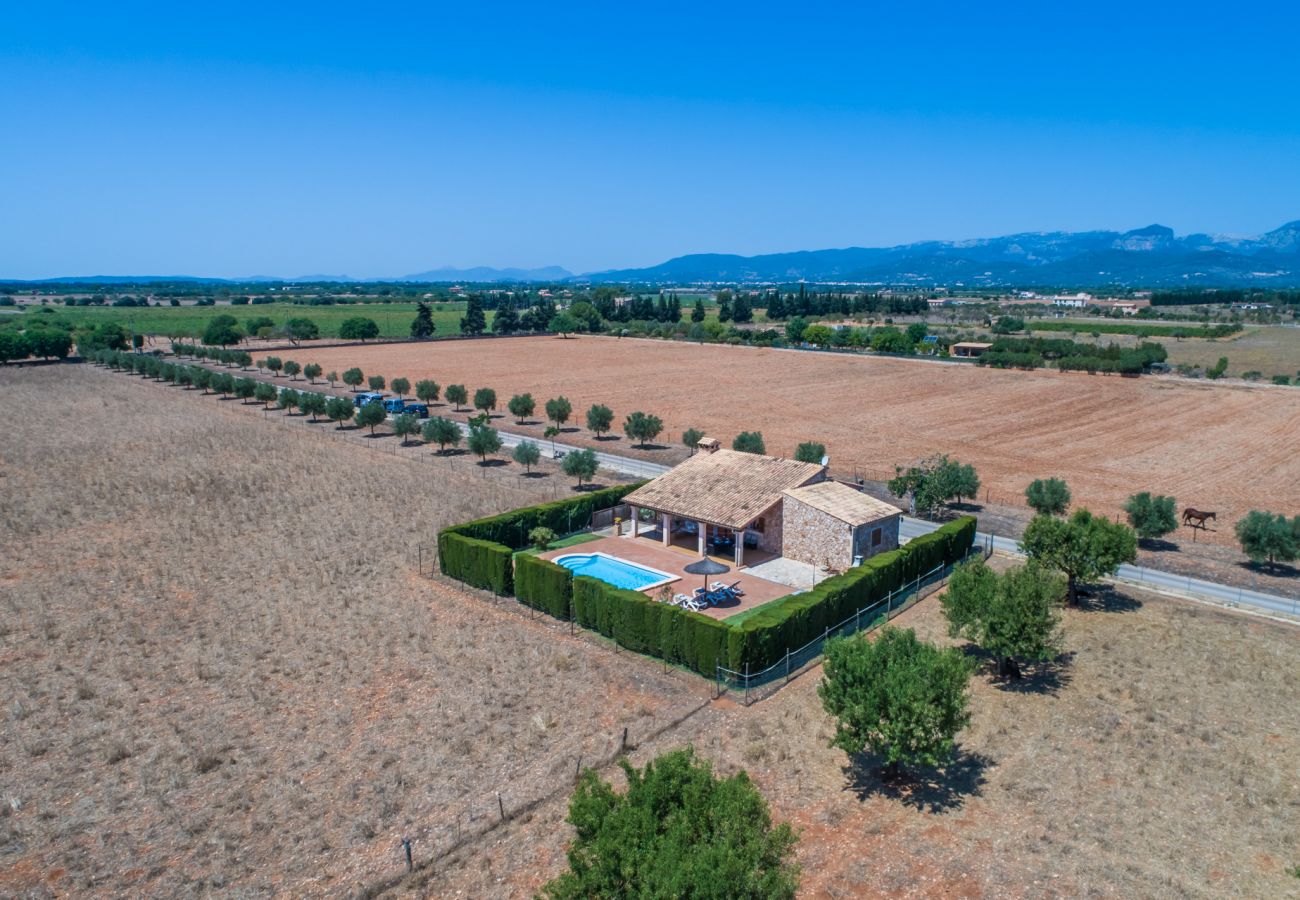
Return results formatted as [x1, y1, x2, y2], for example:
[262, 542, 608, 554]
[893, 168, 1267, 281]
[684, 557, 730, 592]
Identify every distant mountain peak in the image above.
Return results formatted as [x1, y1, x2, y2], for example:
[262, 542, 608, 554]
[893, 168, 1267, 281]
[584, 220, 1300, 287]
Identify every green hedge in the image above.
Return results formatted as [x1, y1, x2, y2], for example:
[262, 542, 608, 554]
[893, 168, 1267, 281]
[440, 499, 974, 675]
[439, 533, 514, 594]
[445, 482, 646, 549]
[571, 576, 730, 676]
[515, 553, 573, 617]
[436, 482, 646, 594]
[727, 517, 976, 670]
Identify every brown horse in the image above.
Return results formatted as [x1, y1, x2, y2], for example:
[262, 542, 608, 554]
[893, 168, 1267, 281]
[1182, 508, 1217, 527]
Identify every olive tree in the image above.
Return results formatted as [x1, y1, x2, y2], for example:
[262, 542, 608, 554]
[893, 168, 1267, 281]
[563, 447, 599, 487]
[326, 395, 355, 428]
[1022, 509, 1137, 605]
[342, 367, 364, 391]
[682, 427, 704, 453]
[283, 359, 302, 380]
[540, 748, 798, 900]
[367, 374, 386, 393]
[392, 412, 421, 445]
[942, 559, 1063, 678]
[508, 392, 536, 424]
[473, 387, 497, 416]
[303, 362, 323, 383]
[512, 439, 542, 473]
[445, 383, 468, 410]
[732, 431, 766, 455]
[467, 424, 502, 462]
[422, 416, 462, 452]
[586, 404, 614, 437]
[1123, 492, 1178, 543]
[545, 395, 572, 429]
[390, 377, 410, 398]
[298, 391, 328, 421]
[623, 411, 663, 448]
[354, 399, 387, 435]
[415, 379, 440, 405]
[1234, 511, 1300, 569]
[818, 627, 973, 779]
[1025, 477, 1071, 516]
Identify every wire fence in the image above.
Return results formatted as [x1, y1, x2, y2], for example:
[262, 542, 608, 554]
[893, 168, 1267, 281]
[716, 544, 988, 705]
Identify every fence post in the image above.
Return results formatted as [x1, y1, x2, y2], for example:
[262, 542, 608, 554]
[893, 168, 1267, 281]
[785, 649, 791, 683]
[744, 663, 750, 706]
[886, 588, 893, 617]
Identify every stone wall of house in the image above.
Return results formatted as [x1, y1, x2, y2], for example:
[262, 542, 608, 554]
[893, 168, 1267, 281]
[745, 503, 784, 557]
[781, 495, 853, 570]
[851, 514, 901, 562]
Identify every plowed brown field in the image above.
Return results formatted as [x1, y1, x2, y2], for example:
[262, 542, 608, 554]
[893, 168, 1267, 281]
[303, 336, 1300, 545]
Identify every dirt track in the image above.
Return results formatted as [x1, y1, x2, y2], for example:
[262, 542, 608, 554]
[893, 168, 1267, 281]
[301, 336, 1300, 546]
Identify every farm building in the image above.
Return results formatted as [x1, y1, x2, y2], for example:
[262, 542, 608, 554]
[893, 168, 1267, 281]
[620, 448, 901, 569]
[950, 341, 993, 358]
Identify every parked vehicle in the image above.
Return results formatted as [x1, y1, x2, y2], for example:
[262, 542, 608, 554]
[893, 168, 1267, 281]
[353, 391, 385, 408]
[402, 402, 429, 418]
[383, 397, 407, 413]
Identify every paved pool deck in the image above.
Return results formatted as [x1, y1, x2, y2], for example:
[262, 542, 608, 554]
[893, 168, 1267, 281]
[539, 535, 795, 620]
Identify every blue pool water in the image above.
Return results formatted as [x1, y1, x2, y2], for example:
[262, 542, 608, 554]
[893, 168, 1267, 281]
[552, 553, 673, 591]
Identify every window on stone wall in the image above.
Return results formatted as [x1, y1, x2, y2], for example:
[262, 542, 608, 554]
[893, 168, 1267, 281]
[871, 527, 882, 547]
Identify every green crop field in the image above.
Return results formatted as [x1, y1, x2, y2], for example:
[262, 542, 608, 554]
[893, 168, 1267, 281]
[11, 301, 487, 340]
[1027, 319, 1239, 339]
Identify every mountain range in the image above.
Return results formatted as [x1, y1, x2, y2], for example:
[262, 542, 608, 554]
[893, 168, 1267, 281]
[12, 221, 1300, 287]
[584, 221, 1300, 287]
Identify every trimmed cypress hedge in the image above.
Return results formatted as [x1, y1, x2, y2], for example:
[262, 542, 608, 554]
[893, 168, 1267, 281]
[571, 576, 730, 676]
[515, 553, 573, 617]
[436, 481, 646, 594]
[444, 482, 646, 548]
[439, 534, 514, 594]
[441, 498, 975, 675]
[727, 516, 976, 670]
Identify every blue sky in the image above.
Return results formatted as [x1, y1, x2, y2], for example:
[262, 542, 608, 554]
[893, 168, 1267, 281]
[2, 1, 1298, 278]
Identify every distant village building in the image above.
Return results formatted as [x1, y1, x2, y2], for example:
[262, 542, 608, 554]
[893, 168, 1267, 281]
[950, 341, 993, 358]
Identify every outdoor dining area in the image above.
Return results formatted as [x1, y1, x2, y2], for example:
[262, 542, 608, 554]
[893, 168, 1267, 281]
[665, 556, 743, 612]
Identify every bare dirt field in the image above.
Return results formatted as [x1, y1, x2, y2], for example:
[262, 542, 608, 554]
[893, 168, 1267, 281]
[403, 570, 1300, 899]
[0, 364, 701, 896]
[300, 336, 1300, 548]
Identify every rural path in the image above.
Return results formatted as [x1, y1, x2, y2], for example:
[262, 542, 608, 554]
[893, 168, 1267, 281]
[898, 518, 1299, 618]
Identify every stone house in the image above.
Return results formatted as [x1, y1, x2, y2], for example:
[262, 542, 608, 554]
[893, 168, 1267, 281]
[781, 480, 902, 572]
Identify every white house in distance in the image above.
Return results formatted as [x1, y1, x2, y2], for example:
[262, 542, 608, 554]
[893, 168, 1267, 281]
[620, 447, 902, 571]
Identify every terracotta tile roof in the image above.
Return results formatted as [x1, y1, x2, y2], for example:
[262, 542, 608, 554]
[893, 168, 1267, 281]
[783, 481, 902, 526]
[623, 449, 825, 531]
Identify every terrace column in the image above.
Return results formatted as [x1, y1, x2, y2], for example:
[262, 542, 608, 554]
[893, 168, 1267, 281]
[628, 505, 639, 538]
[735, 536, 745, 568]
[661, 513, 671, 547]
[697, 522, 706, 556]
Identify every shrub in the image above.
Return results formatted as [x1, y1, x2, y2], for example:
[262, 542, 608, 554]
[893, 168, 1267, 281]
[733, 431, 766, 454]
[1025, 477, 1071, 516]
[338, 316, 379, 341]
[793, 441, 825, 464]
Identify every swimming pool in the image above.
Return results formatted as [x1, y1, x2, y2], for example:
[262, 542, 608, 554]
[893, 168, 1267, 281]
[552, 553, 677, 592]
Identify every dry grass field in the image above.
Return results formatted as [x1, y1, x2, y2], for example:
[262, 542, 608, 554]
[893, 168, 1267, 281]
[1162, 324, 1300, 378]
[301, 336, 1300, 547]
[0, 364, 702, 896]
[407, 574, 1300, 899]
